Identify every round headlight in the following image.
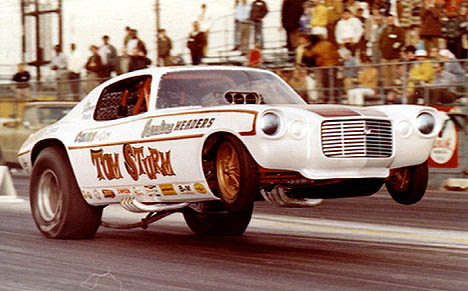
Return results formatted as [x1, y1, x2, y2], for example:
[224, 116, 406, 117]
[416, 112, 435, 135]
[261, 112, 280, 136]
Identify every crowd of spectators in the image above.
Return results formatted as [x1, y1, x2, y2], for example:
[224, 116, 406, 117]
[9, 0, 468, 106]
[281, 0, 468, 106]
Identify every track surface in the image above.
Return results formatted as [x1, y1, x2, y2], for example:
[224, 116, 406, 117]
[0, 173, 467, 291]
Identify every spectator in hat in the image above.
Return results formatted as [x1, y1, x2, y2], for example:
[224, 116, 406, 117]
[439, 49, 466, 83]
[407, 49, 434, 104]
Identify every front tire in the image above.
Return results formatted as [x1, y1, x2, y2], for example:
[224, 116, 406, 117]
[183, 204, 253, 236]
[215, 136, 258, 212]
[30, 147, 102, 239]
[385, 161, 428, 205]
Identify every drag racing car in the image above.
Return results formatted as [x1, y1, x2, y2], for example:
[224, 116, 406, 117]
[17, 66, 442, 239]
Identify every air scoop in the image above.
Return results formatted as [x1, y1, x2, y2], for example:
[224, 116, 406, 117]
[224, 91, 264, 105]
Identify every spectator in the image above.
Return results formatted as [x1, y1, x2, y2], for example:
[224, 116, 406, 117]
[407, 49, 434, 104]
[99, 35, 117, 78]
[123, 26, 132, 47]
[157, 29, 172, 66]
[303, 34, 340, 102]
[250, 0, 268, 49]
[444, 0, 464, 18]
[129, 47, 152, 72]
[419, 0, 442, 52]
[347, 56, 378, 105]
[326, 0, 345, 45]
[68, 43, 83, 101]
[248, 44, 262, 67]
[50, 44, 68, 98]
[282, 0, 305, 53]
[198, 3, 213, 56]
[187, 21, 207, 65]
[429, 61, 460, 104]
[235, 0, 252, 55]
[11, 63, 31, 99]
[397, 0, 423, 47]
[296, 33, 314, 66]
[85, 45, 103, 94]
[443, 10, 466, 60]
[340, 48, 357, 93]
[439, 49, 466, 83]
[310, 0, 328, 39]
[233, 0, 241, 50]
[335, 9, 363, 56]
[364, 6, 384, 63]
[345, 0, 361, 16]
[299, 1, 313, 34]
[116, 47, 131, 75]
[288, 67, 311, 102]
[379, 14, 404, 89]
[126, 29, 147, 56]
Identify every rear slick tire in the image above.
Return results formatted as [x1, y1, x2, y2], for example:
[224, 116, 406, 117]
[30, 147, 102, 239]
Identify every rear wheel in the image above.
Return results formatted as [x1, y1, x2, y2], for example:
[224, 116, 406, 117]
[385, 161, 428, 205]
[183, 204, 253, 236]
[30, 147, 102, 239]
[215, 136, 258, 212]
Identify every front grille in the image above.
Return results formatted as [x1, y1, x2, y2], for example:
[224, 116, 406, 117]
[321, 119, 393, 158]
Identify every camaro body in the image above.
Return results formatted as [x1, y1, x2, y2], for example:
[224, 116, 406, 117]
[18, 66, 441, 207]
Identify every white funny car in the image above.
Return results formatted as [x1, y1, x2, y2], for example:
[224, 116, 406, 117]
[18, 66, 442, 239]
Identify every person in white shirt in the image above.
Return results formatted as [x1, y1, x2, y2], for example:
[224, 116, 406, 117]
[335, 9, 364, 56]
[50, 44, 68, 99]
[234, 0, 252, 55]
[68, 43, 83, 100]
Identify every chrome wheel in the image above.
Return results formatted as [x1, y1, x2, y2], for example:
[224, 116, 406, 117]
[37, 169, 61, 222]
[216, 141, 241, 201]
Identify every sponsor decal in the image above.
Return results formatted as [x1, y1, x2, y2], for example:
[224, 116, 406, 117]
[90, 144, 175, 181]
[93, 190, 102, 200]
[75, 131, 111, 143]
[177, 184, 194, 194]
[173, 118, 215, 131]
[141, 118, 215, 138]
[159, 184, 177, 196]
[102, 189, 116, 199]
[132, 187, 145, 197]
[193, 183, 207, 194]
[117, 188, 131, 196]
[141, 120, 175, 138]
[82, 190, 92, 199]
[144, 185, 161, 197]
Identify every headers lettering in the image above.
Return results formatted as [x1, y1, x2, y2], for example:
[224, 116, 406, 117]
[141, 118, 215, 138]
[90, 144, 175, 181]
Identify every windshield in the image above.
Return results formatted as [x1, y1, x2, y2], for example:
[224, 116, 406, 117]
[156, 70, 305, 108]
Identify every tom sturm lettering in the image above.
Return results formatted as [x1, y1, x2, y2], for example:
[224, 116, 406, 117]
[90, 144, 175, 181]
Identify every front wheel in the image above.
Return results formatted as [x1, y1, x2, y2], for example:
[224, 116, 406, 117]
[183, 204, 253, 236]
[215, 136, 258, 212]
[30, 147, 102, 239]
[385, 161, 428, 205]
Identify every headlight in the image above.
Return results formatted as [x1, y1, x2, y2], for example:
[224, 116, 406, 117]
[416, 112, 435, 135]
[260, 112, 280, 136]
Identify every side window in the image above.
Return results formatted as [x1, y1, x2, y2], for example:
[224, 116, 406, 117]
[94, 75, 152, 121]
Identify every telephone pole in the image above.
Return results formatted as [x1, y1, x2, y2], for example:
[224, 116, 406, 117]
[155, 0, 160, 66]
